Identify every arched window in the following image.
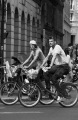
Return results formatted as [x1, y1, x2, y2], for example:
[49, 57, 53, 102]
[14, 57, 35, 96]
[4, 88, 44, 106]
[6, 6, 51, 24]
[37, 19, 39, 28]
[27, 14, 30, 55]
[37, 19, 39, 43]
[14, 7, 19, 56]
[21, 11, 25, 53]
[32, 17, 36, 40]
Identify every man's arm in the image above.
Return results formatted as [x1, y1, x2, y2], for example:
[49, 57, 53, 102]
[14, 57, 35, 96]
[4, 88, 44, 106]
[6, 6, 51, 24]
[22, 52, 33, 66]
[41, 55, 49, 67]
[41, 48, 52, 67]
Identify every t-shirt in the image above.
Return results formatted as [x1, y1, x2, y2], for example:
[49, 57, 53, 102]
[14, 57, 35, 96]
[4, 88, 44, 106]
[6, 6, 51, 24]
[51, 45, 67, 65]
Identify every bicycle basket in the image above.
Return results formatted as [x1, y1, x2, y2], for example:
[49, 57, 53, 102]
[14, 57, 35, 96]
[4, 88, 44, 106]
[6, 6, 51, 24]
[27, 69, 38, 79]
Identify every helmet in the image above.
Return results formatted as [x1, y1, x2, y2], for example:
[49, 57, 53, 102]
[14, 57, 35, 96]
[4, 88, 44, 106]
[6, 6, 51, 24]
[30, 40, 37, 45]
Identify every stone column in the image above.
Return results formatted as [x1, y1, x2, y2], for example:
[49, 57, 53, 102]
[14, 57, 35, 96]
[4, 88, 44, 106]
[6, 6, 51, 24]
[18, 10, 21, 53]
[30, 14, 32, 41]
[10, 6, 14, 64]
[25, 11, 27, 53]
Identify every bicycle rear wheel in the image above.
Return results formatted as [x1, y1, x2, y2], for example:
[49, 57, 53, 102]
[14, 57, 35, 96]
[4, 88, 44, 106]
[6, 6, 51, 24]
[19, 83, 41, 107]
[59, 83, 78, 107]
[0, 82, 19, 105]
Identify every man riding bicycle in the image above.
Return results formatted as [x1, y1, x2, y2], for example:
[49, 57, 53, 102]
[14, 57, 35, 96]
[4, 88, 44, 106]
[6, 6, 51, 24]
[38, 36, 70, 100]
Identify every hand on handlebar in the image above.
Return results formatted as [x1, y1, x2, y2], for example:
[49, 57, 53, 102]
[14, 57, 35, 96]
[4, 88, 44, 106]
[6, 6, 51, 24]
[23, 65, 29, 69]
[20, 64, 23, 68]
[45, 66, 51, 70]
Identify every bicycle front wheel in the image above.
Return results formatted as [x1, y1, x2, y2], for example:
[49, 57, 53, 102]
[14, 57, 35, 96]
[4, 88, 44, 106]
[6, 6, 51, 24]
[19, 83, 41, 108]
[59, 83, 78, 107]
[0, 82, 19, 105]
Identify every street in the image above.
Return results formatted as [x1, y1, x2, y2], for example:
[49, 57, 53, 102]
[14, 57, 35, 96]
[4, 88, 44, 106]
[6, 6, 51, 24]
[0, 102, 78, 120]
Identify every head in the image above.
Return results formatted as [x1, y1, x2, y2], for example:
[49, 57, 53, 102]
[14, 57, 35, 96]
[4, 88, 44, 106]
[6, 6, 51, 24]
[64, 48, 69, 55]
[68, 43, 73, 51]
[30, 40, 37, 50]
[49, 36, 56, 47]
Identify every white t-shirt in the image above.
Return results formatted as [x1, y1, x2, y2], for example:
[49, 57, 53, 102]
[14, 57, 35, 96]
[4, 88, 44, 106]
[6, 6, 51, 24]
[51, 45, 67, 65]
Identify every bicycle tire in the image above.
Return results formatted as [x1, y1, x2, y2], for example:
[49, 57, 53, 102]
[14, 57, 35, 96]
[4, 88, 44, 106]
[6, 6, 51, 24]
[0, 82, 19, 105]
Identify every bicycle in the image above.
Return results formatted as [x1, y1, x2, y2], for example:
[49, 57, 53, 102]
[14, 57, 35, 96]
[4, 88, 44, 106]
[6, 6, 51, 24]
[0, 57, 27, 105]
[18, 67, 78, 108]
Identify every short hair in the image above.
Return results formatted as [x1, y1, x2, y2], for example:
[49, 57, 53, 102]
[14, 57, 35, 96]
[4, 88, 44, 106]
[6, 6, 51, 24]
[68, 43, 72, 47]
[64, 48, 69, 55]
[49, 36, 54, 40]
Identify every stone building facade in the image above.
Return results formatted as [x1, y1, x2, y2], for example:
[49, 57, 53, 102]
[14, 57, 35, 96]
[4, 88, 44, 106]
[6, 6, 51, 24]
[41, 0, 64, 55]
[0, 0, 41, 63]
[70, 0, 78, 45]
[63, 0, 71, 49]
[0, 0, 65, 63]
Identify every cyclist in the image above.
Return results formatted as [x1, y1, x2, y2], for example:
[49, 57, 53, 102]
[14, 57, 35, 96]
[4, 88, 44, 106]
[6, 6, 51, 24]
[38, 36, 70, 100]
[21, 40, 46, 95]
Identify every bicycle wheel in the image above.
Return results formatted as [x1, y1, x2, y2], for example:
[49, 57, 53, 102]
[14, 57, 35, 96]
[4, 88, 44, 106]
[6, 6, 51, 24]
[19, 83, 41, 107]
[40, 84, 55, 105]
[59, 83, 78, 107]
[0, 82, 19, 105]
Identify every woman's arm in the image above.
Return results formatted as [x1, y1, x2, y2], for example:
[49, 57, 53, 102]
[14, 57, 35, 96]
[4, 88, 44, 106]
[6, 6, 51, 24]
[27, 50, 40, 69]
[22, 51, 33, 66]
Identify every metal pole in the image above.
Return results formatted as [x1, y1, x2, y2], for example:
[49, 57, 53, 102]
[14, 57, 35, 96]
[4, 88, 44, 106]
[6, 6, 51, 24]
[1, 0, 5, 65]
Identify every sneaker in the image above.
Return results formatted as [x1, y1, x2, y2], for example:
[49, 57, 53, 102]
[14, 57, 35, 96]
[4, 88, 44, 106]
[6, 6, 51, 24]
[55, 96, 62, 103]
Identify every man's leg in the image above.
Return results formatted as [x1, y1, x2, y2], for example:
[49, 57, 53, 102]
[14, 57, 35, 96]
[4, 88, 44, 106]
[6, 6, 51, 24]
[51, 65, 70, 98]
[43, 65, 57, 91]
[36, 69, 45, 89]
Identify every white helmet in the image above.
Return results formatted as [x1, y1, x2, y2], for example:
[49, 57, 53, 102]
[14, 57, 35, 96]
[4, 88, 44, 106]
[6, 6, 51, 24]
[30, 40, 37, 45]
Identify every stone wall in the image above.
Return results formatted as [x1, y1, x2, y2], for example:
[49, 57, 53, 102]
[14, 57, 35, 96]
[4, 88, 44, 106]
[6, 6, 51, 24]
[0, 0, 41, 64]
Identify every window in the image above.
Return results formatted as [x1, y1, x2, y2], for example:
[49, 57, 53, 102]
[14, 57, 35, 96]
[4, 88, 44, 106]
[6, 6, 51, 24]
[37, 19, 39, 28]
[70, 0, 73, 9]
[70, 13, 73, 21]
